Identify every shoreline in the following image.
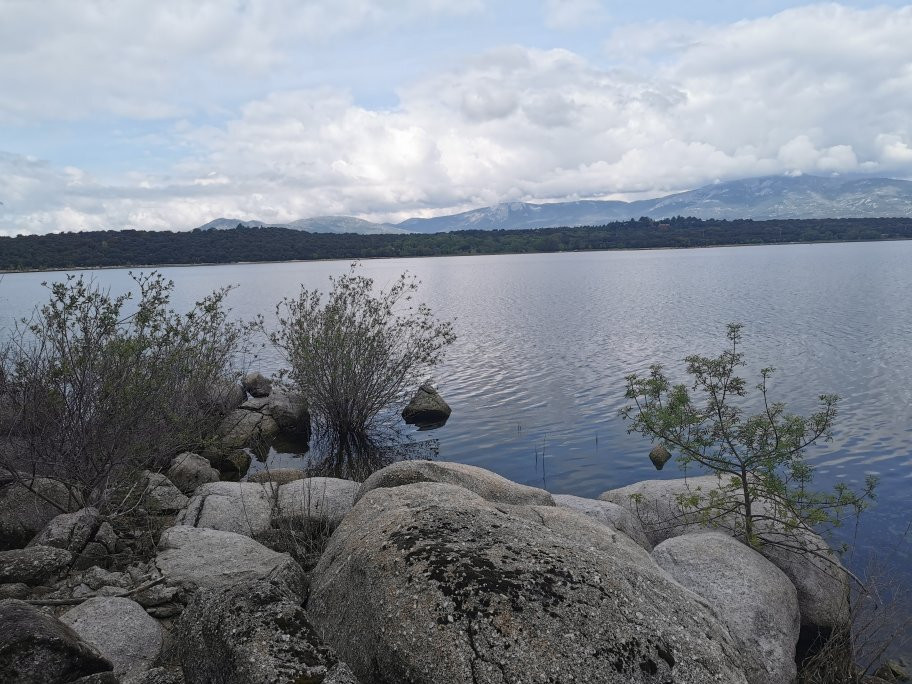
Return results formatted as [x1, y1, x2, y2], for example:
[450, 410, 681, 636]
[2, 235, 911, 276]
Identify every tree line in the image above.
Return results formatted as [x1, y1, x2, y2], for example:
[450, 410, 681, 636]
[2, 216, 912, 271]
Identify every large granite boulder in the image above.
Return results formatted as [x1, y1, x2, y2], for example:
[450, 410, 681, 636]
[552, 494, 653, 550]
[246, 468, 306, 485]
[28, 507, 100, 555]
[401, 382, 451, 425]
[274, 477, 360, 530]
[0, 599, 113, 683]
[600, 475, 850, 629]
[176, 482, 274, 539]
[166, 453, 219, 495]
[61, 597, 163, 681]
[176, 578, 356, 684]
[308, 482, 748, 684]
[154, 526, 305, 596]
[0, 545, 72, 585]
[652, 532, 800, 684]
[242, 372, 272, 398]
[0, 474, 77, 550]
[356, 460, 554, 507]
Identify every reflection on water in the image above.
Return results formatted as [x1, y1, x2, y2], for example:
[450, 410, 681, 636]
[2, 241, 911, 640]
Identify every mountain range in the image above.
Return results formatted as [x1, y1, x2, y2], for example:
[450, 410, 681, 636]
[196, 174, 912, 235]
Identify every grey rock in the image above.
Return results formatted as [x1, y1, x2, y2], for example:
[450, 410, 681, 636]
[0, 474, 78, 550]
[176, 578, 355, 684]
[154, 526, 305, 595]
[133, 583, 179, 608]
[176, 482, 274, 539]
[401, 382, 452, 424]
[600, 475, 851, 629]
[93, 522, 118, 554]
[62, 597, 163, 680]
[308, 482, 748, 684]
[146, 603, 182, 619]
[0, 545, 72, 585]
[552, 494, 653, 550]
[652, 532, 800, 684]
[166, 453, 219, 495]
[242, 389, 311, 439]
[129, 666, 184, 684]
[28, 507, 100, 555]
[203, 448, 252, 481]
[275, 477, 359, 530]
[0, 582, 29, 599]
[73, 541, 110, 571]
[70, 672, 119, 683]
[246, 468, 306, 485]
[79, 568, 132, 591]
[143, 473, 189, 514]
[649, 444, 671, 470]
[242, 371, 272, 398]
[0, 598, 114, 683]
[204, 379, 246, 414]
[356, 460, 554, 506]
[216, 409, 279, 450]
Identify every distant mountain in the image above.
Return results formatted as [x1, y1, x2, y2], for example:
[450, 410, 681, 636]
[194, 175, 912, 235]
[197, 215, 407, 235]
[399, 175, 912, 233]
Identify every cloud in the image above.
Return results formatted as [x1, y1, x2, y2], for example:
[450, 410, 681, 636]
[543, 0, 608, 30]
[3, 3, 912, 235]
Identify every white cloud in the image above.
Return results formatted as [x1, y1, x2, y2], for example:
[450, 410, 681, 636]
[3, 3, 912, 235]
[543, 0, 608, 30]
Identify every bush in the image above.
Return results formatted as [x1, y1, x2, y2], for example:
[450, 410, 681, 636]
[269, 264, 455, 477]
[0, 272, 248, 511]
[620, 323, 876, 558]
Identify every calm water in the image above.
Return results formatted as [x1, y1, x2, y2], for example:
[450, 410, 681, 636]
[2, 242, 911, 614]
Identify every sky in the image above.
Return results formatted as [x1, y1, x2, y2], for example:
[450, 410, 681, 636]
[2, 0, 912, 236]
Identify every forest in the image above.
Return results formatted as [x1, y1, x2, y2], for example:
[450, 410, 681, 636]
[2, 216, 912, 271]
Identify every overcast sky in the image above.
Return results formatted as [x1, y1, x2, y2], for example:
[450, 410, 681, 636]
[2, 1, 911, 235]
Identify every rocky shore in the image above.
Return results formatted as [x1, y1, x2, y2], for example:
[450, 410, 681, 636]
[0, 377, 900, 683]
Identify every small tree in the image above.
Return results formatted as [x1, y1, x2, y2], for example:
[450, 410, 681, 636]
[0, 272, 248, 511]
[620, 323, 876, 555]
[269, 264, 455, 477]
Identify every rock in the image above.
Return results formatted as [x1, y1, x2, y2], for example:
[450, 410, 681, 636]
[70, 673, 119, 683]
[274, 477, 360, 530]
[204, 448, 252, 481]
[356, 460, 554, 507]
[73, 541, 109, 572]
[0, 545, 72, 585]
[143, 473, 189, 514]
[204, 379, 246, 414]
[401, 382, 452, 425]
[62, 597, 163, 681]
[216, 409, 279, 450]
[874, 659, 911, 682]
[166, 453, 219, 495]
[243, 389, 311, 440]
[0, 582, 29, 599]
[242, 371, 272, 398]
[552, 494, 653, 550]
[600, 475, 851, 629]
[176, 578, 355, 684]
[79, 567, 131, 591]
[28, 507, 100, 555]
[130, 666, 185, 684]
[133, 583, 180, 608]
[92, 522, 118, 554]
[246, 468, 306, 485]
[308, 482, 748, 684]
[651, 532, 800, 684]
[154, 526, 305, 596]
[176, 482, 274, 539]
[0, 598, 113, 683]
[0, 474, 78, 550]
[649, 444, 671, 470]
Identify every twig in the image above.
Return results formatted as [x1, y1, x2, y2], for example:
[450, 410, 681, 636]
[24, 575, 166, 607]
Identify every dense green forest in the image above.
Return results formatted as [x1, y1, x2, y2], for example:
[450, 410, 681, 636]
[2, 216, 912, 271]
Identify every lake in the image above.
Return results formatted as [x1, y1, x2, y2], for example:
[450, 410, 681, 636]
[2, 241, 911, 624]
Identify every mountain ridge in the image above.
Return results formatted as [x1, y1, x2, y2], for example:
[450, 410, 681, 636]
[195, 174, 912, 234]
